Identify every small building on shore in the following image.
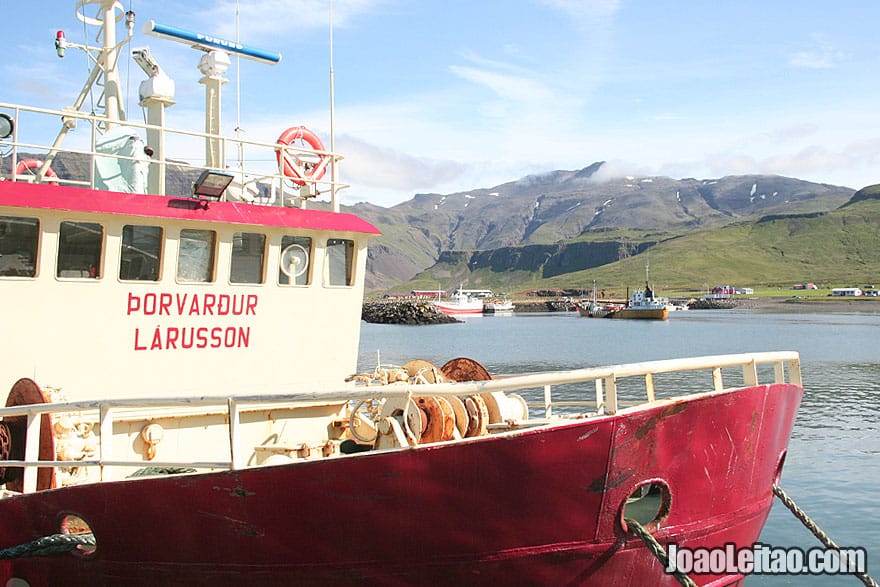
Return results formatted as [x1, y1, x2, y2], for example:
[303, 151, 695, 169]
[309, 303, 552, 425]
[831, 287, 863, 297]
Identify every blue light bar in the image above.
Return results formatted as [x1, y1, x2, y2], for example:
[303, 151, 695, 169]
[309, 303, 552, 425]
[144, 20, 282, 65]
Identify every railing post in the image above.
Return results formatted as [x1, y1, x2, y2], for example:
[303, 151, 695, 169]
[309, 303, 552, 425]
[228, 399, 242, 469]
[773, 361, 785, 384]
[645, 372, 655, 402]
[99, 405, 113, 481]
[743, 361, 759, 387]
[23, 411, 41, 493]
[787, 359, 802, 388]
[712, 367, 724, 392]
[605, 375, 618, 415]
[543, 385, 552, 418]
[595, 379, 604, 413]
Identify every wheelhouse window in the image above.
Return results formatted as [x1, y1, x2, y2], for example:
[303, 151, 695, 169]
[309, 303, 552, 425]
[177, 229, 216, 283]
[278, 236, 312, 286]
[230, 232, 266, 284]
[0, 216, 39, 277]
[57, 221, 103, 278]
[120, 225, 162, 281]
[325, 238, 354, 286]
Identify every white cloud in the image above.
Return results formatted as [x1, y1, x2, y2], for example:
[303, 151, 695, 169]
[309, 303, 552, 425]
[537, 0, 621, 23]
[789, 35, 846, 69]
[448, 65, 559, 106]
[337, 134, 467, 191]
[205, 0, 391, 38]
[691, 139, 880, 189]
[588, 159, 651, 183]
[760, 124, 820, 144]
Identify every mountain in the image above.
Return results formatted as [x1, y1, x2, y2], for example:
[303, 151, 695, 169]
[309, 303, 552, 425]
[539, 193, 880, 292]
[18, 153, 859, 292]
[351, 162, 855, 291]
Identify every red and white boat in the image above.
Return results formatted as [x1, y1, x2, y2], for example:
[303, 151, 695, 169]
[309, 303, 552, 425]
[577, 282, 624, 318]
[577, 300, 624, 318]
[0, 2, 804, 585]
[431, 287, 484, 315]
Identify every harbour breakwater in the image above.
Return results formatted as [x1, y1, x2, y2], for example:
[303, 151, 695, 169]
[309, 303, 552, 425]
[362, 297, 754, 325]
[361, 299, 575, 325]
[514, 300, 575, 312]
[362, 300, 460, 325]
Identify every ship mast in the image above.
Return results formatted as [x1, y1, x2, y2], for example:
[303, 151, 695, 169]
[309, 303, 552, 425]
[42, 0, 135, 178]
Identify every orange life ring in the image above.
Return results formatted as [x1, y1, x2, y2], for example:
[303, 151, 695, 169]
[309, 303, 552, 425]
[275, 126, 329, 187]
[14, 158, 58, 184]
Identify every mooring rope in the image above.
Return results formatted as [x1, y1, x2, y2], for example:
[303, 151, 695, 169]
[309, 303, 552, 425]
[127, 466, 197, 478]
[625, 518, 697, 587]
[0, 533, 95, 560]
[773, 484, 878, 587]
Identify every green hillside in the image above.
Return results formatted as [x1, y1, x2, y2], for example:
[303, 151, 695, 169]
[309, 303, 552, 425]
[394, 196, 880, 296]
[558, 198, 880, 293]
[355, 168, 855, 290]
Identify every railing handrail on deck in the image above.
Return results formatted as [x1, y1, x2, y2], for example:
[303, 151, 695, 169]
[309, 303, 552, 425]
[0, 351, 802, 494]
[0, 101, 349, 209]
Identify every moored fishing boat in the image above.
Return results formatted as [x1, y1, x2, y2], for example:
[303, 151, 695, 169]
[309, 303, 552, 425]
[609, 285, 669, 320]
[609, 264, 669, 320]
[483, 295, 515, 313]
[577, 300, 624, 318]
[0, 3, 806, 585]
[432, 286, 484, 315]
[577, 281, 624, 318]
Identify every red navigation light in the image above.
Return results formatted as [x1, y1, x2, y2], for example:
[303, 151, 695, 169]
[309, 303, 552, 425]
[55, 30, 66, 58]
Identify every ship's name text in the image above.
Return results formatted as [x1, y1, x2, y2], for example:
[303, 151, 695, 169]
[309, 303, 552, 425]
[127, 292, 258, 351]
[133, 326, 250, 351]
[127, 292, 258, 316]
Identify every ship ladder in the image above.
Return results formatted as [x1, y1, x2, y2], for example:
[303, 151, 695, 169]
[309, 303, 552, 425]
[773, 484, 878, 587]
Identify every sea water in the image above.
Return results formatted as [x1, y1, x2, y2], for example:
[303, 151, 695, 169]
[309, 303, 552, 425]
[358, 308, 880, 585]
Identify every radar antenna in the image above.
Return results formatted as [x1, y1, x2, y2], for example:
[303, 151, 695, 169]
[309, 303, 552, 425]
[143, 21, 281, 169]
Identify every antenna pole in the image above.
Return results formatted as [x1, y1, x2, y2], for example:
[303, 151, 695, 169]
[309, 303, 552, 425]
[234, 1, 243, 164]
[329, 0, 339, 212]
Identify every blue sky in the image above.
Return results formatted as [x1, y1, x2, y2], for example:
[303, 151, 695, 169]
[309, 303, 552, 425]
[6, 1, 880, 206]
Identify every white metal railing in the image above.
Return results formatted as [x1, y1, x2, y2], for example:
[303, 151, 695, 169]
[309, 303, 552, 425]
[0, 101, 349, 210]
[0, 352, 801, 494]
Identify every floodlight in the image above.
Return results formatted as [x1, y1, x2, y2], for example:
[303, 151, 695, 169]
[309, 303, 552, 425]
[0, 113, 13, 140]
[193, 170, 234, 202]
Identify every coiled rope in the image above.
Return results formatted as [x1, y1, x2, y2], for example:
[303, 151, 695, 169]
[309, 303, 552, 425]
[625, 518, 697, 587]
[773, 484, 878, 587]
[0, 533, 95, 560]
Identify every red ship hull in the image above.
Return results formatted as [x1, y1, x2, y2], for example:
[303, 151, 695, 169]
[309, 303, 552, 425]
[432, 304, 484, 316]
[0, 382, 801, 586]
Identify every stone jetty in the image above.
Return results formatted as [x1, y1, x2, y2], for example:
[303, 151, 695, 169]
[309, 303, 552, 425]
[687, 298, 737, 310]
[513, 300, 574, 312]
[362, 300, 460, 325]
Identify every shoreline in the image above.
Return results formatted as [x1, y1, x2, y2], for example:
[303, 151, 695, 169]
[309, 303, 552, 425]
[734, 296, 880, 313]
[363, 296, 880, 325]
